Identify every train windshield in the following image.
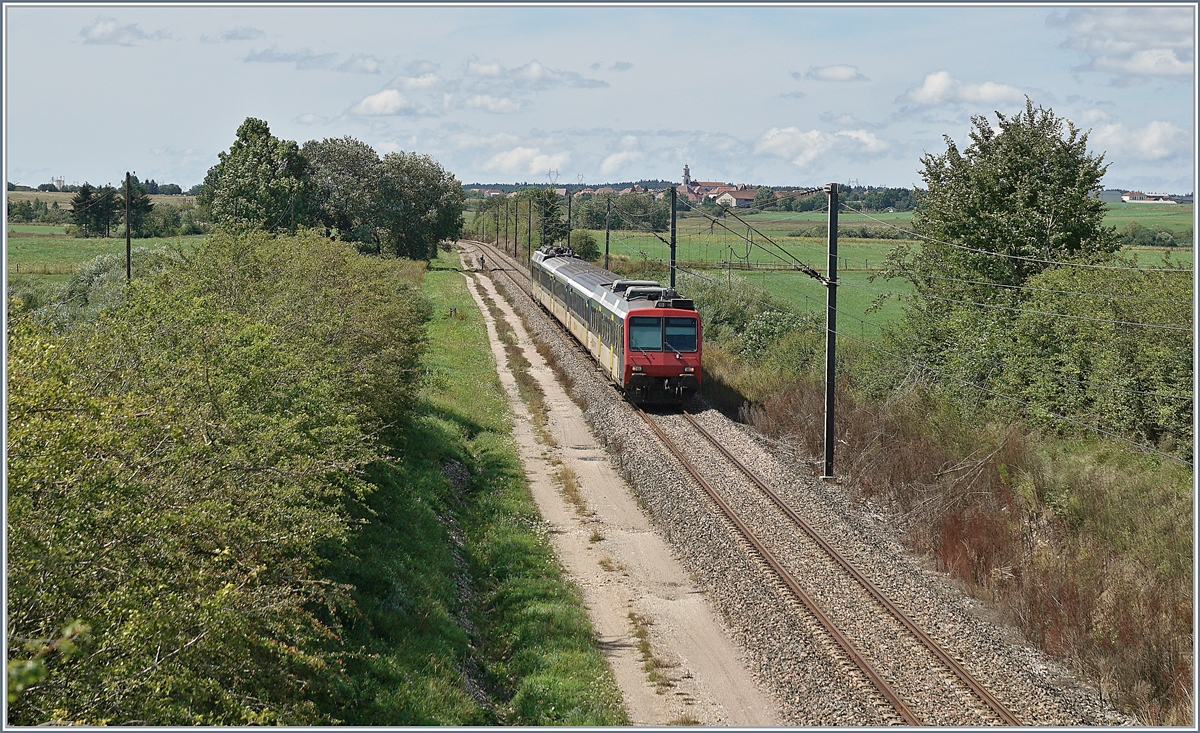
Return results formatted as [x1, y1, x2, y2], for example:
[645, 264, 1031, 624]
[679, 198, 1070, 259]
[664, 317, 698, 352]
[628, 316, 663, 351]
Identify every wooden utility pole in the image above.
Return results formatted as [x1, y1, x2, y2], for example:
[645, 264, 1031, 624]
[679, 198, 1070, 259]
[125, 171, 131, 283]
[527, 198, 532, 262]
[505, 200, 510, 255]
[565, 187, 572, 248]
[822, 183, 839, 479]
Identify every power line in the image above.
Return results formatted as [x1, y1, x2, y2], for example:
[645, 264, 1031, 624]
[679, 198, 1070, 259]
[674, 195, 826, 281]
[839, 202, 1193, 274]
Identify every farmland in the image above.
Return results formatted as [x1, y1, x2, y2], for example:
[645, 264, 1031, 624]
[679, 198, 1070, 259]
[6, 224, 205, 278]
[6, 190, 198, 207]
[571, 202, 1192, 332]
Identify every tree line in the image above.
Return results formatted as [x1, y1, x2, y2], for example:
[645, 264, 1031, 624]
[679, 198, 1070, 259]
[197, 118, 464, 259]
[41, 118, 465, 257]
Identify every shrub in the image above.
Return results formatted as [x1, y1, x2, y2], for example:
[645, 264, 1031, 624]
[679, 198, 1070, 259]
[569, 229, 599, 261]
[6, 230, 431, 724]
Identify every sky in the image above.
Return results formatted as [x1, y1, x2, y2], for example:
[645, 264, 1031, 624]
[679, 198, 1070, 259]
[3, 3, 1196, 193]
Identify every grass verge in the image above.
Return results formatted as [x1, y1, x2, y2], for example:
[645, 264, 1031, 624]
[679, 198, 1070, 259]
[419, 249, 627, 725]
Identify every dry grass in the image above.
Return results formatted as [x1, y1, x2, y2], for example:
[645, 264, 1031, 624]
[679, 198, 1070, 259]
[476, 284, 556, 446]
[589, 529, 604, 543]
[744, 375, 1194, 724]
[6, 262, 77, 275]
[554, 465, 590, 516]
[627, 611, 676, 693]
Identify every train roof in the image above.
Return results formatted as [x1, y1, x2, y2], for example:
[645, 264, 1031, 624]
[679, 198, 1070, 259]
[533, 246, 697, 317]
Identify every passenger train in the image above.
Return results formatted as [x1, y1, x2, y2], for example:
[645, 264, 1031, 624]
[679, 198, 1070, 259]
[529, 245, 702, 404]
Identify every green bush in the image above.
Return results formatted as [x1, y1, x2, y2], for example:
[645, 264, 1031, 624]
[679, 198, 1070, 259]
[6, 230, 431, 724]
[569, 229, 599, 261]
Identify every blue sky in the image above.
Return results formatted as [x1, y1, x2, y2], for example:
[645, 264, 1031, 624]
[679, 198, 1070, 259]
[3, 3, 1195, 192]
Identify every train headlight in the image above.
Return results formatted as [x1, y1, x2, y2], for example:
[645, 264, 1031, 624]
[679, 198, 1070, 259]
[632, 365, 643, 372]
[683, 367, 695, 373]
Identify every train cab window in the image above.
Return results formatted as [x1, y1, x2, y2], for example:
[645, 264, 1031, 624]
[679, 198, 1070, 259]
[664, 317, 698, 352]
[628, 316, 663, 351]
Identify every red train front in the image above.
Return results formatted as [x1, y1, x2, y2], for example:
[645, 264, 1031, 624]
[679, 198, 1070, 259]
[622, 303, 702, 404]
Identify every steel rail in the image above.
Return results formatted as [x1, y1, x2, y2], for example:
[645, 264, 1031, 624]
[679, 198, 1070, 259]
[679, 411, 1023, 726]
[635, 410, 922, 726]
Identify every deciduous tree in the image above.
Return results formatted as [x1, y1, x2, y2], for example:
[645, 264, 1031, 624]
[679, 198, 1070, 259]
[301, 136, 384, 250]
[376, 151, 464, 259]
[198, 117, 308, 232]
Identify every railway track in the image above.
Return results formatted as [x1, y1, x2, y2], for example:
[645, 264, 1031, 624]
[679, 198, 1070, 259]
[640, 409, 1022, 727]
[462, 240, 1021, 725]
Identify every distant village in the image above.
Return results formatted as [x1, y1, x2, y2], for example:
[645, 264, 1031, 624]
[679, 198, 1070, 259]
[469, 165, 791, 209]
[467, 165, 1193, 209]
[470, 165, 866, 209]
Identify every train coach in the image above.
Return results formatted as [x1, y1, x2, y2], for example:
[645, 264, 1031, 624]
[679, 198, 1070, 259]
[529, 245, 701, 404]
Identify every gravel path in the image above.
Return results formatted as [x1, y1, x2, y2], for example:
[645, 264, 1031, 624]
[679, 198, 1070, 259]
[471, 241, 1131, 727]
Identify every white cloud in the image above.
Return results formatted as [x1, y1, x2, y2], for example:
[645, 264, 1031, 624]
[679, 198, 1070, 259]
[295, 113, 327, 125]
[900, 71, 1025, 106]
[351, 89, 411, 116]
[612, 61, 633, 71]
[337, 54, 383, 74]
[201, 27, 264, 43]
[245, 47, 337, 70]
[484, 147, 571, 176]
[1090, 120, 1189, 161]
[755, 128, 835, 168]
[600, 150, 645, 175]
[1093, 48, 1192, 78]
[803, 64, 868, 82]
[1079, 108, 1112, 125]
[1049, 7, 1193, 81]
[462, 57, 605, 92]
[467, 60, 503, 77]
[392, 73, 441, 90]
[80, 17, 165, 45]
[513, 60, 558, 82]
[466, 95, 523, 114]
[835, 129, 887, 153]
[755, 127, 888, 168]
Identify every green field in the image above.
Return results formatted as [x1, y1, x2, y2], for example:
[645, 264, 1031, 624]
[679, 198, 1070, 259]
[584, 202, 1192, 334]
[1102, 202, 1194, 236]
[7, 190, 198, 207]
[7, 232, 206, 275]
